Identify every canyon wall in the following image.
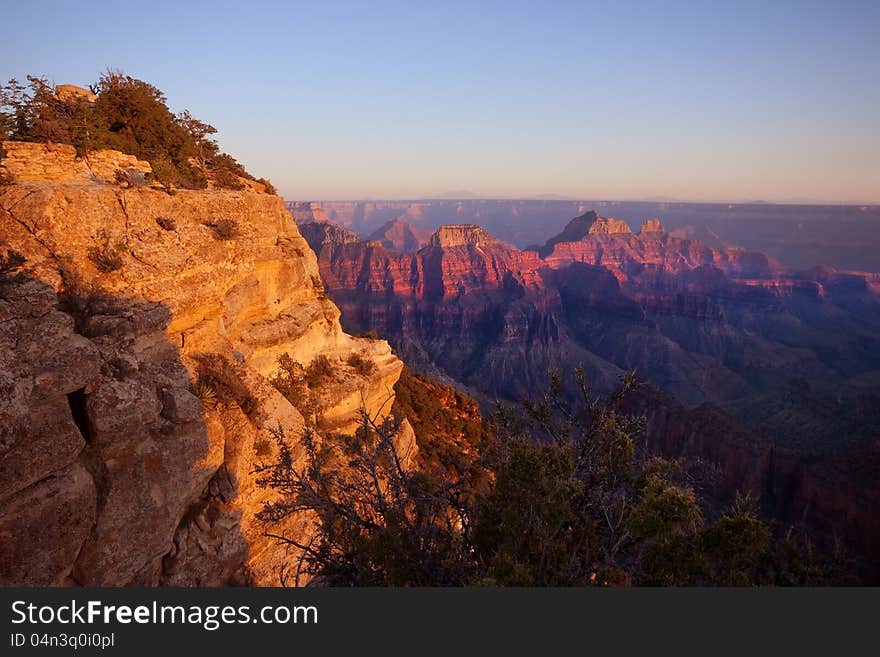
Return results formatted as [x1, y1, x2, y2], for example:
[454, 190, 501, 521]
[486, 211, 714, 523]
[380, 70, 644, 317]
[0, 143, 410, 586]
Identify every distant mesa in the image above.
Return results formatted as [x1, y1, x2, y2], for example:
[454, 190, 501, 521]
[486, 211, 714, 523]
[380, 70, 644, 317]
[429, 224, 499, 248]
[367, 218, 431, 252]
[639, 217, 666, 234]
[427, 190, 485, 199]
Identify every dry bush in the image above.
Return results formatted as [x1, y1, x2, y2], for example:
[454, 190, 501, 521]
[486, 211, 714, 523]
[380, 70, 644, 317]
[155, 215, 177, 231]
[305, 355, 334, 388]
[347, 352, 377, 377]
[193, 353, 258, 416]
[269, 353, 318, 420]
[207, 218, 239, 240]
[87, 242, 125, 273]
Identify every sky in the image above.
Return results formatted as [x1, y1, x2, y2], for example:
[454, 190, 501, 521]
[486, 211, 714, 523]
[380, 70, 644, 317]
[2, 1, 879, 202]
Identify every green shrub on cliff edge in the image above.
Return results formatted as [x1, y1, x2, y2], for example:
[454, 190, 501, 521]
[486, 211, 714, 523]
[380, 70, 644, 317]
[0, 71, 274, 192]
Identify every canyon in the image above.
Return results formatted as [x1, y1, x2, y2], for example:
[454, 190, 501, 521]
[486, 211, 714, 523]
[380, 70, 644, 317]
[299, 210, 880, 575]
[1, 139, 877, 585]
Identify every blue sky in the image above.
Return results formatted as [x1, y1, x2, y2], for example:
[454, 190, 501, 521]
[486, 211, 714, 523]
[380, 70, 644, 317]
[2, 1, 878, 202]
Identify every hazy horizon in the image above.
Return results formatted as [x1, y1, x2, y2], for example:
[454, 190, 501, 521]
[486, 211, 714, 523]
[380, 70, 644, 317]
[288, 194, 880, 206]
[3, 1, 879, 203]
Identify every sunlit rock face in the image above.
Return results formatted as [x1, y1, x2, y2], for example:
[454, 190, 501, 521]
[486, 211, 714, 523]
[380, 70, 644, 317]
[0, 144, 407, 586]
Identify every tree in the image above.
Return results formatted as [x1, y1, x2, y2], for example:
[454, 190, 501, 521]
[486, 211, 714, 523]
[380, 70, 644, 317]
[254, 412, 478, 586]
[177, 110, 218, 173]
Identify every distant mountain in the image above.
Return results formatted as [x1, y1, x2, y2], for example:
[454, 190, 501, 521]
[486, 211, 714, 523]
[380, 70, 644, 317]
[533, 193, 576, 200]
[425, 190, 486, 199]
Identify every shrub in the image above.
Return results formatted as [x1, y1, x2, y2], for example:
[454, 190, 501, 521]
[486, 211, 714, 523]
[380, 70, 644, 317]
[147, 156, 179, 190]
[0, 72, 266, 189]
[305, 354, 334, 387]
[347, 352, 377, 377]
[87, 242, 125, 272]
[254, 438, 273, 457]
[269, 353, 317, 420]
[212, 167, 245, 190]
[207, 218, 238, 240]
[191, 380, 217, 409]
[0, 249, 26, 281]
[257, 177, 277, 195]
[193, 353, 258, 416]
[155, 215, 176, 231]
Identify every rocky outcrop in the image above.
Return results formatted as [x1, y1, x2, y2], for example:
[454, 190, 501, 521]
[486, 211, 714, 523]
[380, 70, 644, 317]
[55, 84, 97, 105]
[288, 201, 330, 224]
[538, 211, 631, 255]
[639, 217, 665, 234]
[0, 145, 407, 586]
[1, 141, 152, 184]
[428, 224, 499, 248]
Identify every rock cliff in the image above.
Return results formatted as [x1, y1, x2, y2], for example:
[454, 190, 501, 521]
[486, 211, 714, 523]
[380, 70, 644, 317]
[0, 144, 409, 586]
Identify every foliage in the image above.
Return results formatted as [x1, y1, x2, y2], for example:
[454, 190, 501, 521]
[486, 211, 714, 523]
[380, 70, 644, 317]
[305, 355, 334, 388]
[155, 215, 177, 231]
[255, 416, 478, 586]
[0, 71, 268, 191]
[87, 240, 126, 273]
[206, 218, 239, 240]
[0, 248, 26, 281]
[254, 438, 273, 458]
[56, 271, 131, 338]
[212, 167, 245, 190]
[392, 368, 488, 478]
[269, 353, 317, 420]
[192, 353, 258, 416]
[346, 352, 377, 377]
[259, 366, 845, 586]
[257, 177, 277, 195]
[191, 380, 217, 409]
